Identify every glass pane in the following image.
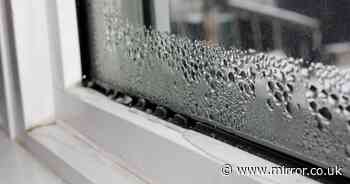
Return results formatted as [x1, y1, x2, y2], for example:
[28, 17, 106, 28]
[78, 0, 350, 179]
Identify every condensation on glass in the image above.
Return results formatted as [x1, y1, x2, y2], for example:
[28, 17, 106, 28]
[80, 0, 350, 177]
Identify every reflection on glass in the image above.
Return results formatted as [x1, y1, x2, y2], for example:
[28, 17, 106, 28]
[170, 0, 350, 66]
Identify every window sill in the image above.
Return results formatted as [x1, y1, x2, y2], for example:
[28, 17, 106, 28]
[22, 85, 319, 184]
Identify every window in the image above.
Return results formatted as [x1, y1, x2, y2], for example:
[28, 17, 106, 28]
[77, 1, 350, 182]
[3, 0, 350, 183]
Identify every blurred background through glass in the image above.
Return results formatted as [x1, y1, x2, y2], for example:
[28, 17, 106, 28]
[170, 0, 350, 67]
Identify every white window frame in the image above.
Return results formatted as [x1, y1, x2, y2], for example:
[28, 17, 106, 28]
[1, 1, 322, 184]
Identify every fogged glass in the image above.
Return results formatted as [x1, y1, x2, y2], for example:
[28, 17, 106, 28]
[80, 0, 350, 178]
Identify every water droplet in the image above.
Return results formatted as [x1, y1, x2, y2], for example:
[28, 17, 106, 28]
[267, 81, 275, 92]
[335, 105, 343, 114]
[216, 70, 223, 80]
[319, 89, 328, 98]
[328, 94, 339, 106]
[266, 98, 274, 111]
[306, 85, 318, 99]
[273, 92, 283, 105]
[228, 72, 235, 82]
[286, 83, 294, 93]
[276, 82, 284, 91]
[341, 96, 349, 104]
[284, 102, 294, 118]
[282, 91, 290, 101]
[310, 85, 317, 92]
[315, 115, 329, 130]
[318, 107, 332, 121]
[239, 70, 247, 78]
[238, 81, 245, 92]
[309, 101, 317, 112]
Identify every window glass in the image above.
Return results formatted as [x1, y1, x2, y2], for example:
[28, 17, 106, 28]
[78, 0, 350, 178]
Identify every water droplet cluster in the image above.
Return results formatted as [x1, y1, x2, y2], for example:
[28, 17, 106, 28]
[84, 1, 350, 176]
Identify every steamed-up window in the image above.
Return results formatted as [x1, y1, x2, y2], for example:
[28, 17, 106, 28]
[77, 0, 350, 180]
